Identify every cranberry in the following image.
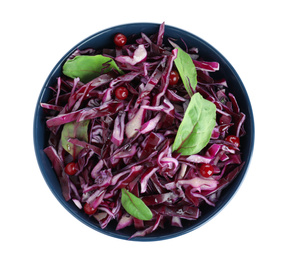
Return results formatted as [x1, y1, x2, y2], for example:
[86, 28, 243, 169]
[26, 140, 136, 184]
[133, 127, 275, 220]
[114, 33, 127, 47]
[169, 70, 180, 85]
[199, 164, 214, 178]
[64, 162, 78, 176]
[83, 203, 97, 215]
[115, 86, 129, 100]
[225, 135, 240, 147]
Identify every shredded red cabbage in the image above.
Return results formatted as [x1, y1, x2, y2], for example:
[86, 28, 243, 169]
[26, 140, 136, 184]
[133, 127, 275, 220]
[41, 23, 246, 238]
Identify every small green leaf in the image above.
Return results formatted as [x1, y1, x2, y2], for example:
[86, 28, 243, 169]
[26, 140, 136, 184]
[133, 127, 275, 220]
[172, 93, 216, 155]
[121, 188, 153, 221]
[61, 120, 90, 158]
[63, 55, 122, 83]
[174, 47, 197, 97]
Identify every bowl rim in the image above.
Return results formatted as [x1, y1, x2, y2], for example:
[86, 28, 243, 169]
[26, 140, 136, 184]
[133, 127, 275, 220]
[33, 22, 255, 241]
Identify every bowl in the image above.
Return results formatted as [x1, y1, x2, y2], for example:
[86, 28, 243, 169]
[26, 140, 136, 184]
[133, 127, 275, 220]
[33, 23, 254, 241]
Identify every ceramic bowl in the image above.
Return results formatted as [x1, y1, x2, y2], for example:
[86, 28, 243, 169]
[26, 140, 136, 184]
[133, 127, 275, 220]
[34, 23, 254, 241]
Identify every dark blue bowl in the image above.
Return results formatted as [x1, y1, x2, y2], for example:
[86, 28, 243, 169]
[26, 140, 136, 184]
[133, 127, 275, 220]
[33, 23, 254, 241]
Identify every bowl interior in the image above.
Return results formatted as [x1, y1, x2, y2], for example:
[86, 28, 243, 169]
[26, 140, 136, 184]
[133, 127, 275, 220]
[34, 23, 254, 241]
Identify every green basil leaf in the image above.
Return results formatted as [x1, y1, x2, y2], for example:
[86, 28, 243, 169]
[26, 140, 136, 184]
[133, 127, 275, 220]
[121, 188, 153, 221]
[62, 55, 122, 83]
[174, 47, 197, 97]
[172, 93, 216, 155]
[61, 120, 90, 158]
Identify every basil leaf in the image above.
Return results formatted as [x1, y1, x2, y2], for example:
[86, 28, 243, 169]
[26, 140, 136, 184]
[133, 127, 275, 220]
[63, 55, 122, 83]
[172, 93, 216, 155]
[121, 188, 153, 221]
[61, 120, 90, 158]
[174, 47, 197, 97]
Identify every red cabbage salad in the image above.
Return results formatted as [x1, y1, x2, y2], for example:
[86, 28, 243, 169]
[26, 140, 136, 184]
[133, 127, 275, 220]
[41, 22, 246, 238]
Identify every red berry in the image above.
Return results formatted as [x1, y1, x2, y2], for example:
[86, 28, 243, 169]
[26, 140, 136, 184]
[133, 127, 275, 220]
[115, 86, 129, 100]
[169, 70, 180, 85]
[83, 203, 97, 215]
[64, 162, 78, 176]
[225, 135, 240, 147]
[114, 33, 127, 47]
[199, 164, 214, 178]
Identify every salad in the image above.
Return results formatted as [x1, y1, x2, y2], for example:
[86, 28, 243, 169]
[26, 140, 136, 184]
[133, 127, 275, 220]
[41, 22, 246, 238]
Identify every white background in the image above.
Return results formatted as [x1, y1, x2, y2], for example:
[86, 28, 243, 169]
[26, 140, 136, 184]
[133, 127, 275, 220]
[1, 0, 286, 259]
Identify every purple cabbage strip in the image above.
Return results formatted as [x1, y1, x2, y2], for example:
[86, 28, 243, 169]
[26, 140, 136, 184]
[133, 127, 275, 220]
[42, 22, 246, 239]
[43, 146, 71, 201]
[115, 44, 147, 66]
